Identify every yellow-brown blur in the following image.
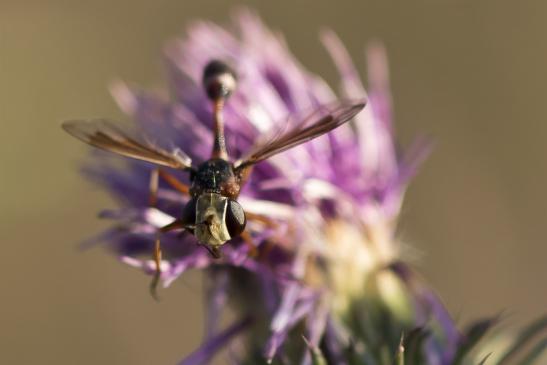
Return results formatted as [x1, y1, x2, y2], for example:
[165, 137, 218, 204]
[1, 1, 546, 364]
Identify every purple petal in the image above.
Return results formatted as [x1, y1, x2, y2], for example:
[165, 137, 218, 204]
[366, 41, 394, 132]
[178, 316, 253, 365]
[163, 251, 212, 287]
[204, 269, 229, 340]
[396, 135, 434, 188]
[320, 29, 366, 99]
[390, 262, 461, 361]
[300, 298, 329, 365]
[321, 317, 349, 365]
[264, 281, 319, 362]
[78, 226, 124, 251]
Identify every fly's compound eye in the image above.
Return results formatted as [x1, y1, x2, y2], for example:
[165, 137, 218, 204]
[180, 198, 198, 232]
[225, 199, 246, 238]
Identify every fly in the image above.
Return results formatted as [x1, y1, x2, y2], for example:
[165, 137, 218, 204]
[63, 60, 365, 298]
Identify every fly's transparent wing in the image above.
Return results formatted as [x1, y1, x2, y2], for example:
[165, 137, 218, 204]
[235, 99, 365, 171]
[62, 119, 192, 169]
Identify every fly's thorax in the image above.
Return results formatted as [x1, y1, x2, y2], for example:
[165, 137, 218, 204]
[190, 158, 240, 198]
[195, 193, 232, 247]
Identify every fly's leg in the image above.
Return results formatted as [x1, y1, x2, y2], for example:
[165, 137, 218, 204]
[149, 220, 187, 300]
[158, 169, 190, 195]
[148, 168, 162, 300]
[245, 212, 278, 229]
[149, 167, 191, 205]
[149, 235, 162, 301]
[240, 230, 258, 258]
[242, 213, 279, 259]
[236, 165, 253, 189]
[148, 168, 191, 300]
[201, 244, 222, 259]
[148, 168, 160, 207]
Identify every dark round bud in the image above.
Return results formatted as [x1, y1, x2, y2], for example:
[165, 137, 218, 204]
[225, 199, 246, 238]
[202, 60, 237, 101]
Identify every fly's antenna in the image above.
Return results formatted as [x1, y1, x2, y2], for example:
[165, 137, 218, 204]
[202, 60, 237, 160]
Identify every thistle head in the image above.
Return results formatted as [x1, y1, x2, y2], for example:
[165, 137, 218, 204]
[75, 9, 545, 365]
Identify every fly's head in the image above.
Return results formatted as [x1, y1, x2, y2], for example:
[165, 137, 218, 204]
[182, 193, 246, 258]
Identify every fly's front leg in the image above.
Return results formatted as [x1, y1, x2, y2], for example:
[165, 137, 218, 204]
[148, 168, 162, 300]
[149, 219, 187, 301]
[148, 168, 191, 300]
[149, 235, 162, 301]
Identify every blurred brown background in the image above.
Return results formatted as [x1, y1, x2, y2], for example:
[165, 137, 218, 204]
[1, 0, 546, 364]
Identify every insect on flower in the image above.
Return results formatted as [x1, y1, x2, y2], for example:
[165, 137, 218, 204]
[63, 60, 365, 297]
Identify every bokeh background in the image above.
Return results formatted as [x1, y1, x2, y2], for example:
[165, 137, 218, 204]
[2, 0, 546, 364]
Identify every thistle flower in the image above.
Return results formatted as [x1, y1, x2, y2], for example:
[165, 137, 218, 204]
[76, 9, 546, 365]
